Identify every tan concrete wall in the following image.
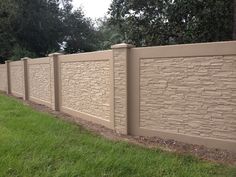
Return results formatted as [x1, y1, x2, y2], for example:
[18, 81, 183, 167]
[10, 61, 23, 96]
[139, 55, 236, 141]
[59, 51, 113, 128]
[112, 44, 134, 134]
[0, 65, 6, 91]
[128, 41, 236, 152]
[113, 48, 127, 133]
[28, 58, 51, 106]
[2, 41, 236, 152]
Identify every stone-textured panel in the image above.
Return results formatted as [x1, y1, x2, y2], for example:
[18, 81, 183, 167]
[140, 56, 236, 141]
[10, 63, 23, 95]
[113, 48, 128, 134]
[28, 63, 51, 103]
[0, 66, 6, 91]
[61, 60, 110, 120]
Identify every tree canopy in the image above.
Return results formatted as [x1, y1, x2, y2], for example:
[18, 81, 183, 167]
[0, 0, 234, 63]
[108, 0, 234, 47]
[0, 0, 98, 63]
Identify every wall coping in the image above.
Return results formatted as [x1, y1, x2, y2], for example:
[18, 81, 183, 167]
[48, 53, 63, 57]
[130, 40, 236, 58]
[21, 57, 31, 61]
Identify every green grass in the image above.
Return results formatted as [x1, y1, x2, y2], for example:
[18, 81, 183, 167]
[0, 94, 235, 177]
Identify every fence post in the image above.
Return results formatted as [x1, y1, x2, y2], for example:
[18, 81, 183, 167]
[49, 53, 62, 111]
[21, 57, 29, 100]
[111, 43, 134, 135]
[5, 60, 11, 95]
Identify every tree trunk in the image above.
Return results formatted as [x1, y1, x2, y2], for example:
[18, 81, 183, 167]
[233, 0, 236, 40]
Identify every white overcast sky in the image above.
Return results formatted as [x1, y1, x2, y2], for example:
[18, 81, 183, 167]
[72, 0, 112, 19]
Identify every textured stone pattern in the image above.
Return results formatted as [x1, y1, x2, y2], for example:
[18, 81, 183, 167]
[140, 56, 236, 141]
[28, 63, 51, 103]
[50, 57, 56, 108]
[0, 65, 6, 91]
[10, 63, 23, 95]
[113, 49, 127, 134]
[61, 60, 111, 120]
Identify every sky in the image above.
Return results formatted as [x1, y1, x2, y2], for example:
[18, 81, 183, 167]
[72, 0, 112, 19]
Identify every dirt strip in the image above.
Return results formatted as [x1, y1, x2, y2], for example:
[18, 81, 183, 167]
[5, 93, 236, 165]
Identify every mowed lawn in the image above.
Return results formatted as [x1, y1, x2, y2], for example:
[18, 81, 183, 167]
[0, 94, 235, 177]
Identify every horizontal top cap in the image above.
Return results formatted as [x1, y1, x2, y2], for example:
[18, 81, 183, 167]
[48, 52, 63, 57]
[111, 43, 134, 49]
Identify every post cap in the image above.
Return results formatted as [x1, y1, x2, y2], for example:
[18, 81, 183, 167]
[48, 52, 63, 57]
[111, 43, 135, 49]
[21, 57, 30, 61]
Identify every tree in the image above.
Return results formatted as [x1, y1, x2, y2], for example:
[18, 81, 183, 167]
[0, 0, 99, 62]
[167, 0, 233, 44]
[14, 0, 64, 56]
[62, 4, 99, 53]
[108, 0, 171, 46]
[0, 0, 64, 62]
[108, 0, 234, 47]
[233, 0, 236, 40]
[0, 0, 19, 62]
[96, 17, 124, 50]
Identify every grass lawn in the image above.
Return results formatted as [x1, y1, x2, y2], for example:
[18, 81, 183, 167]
[0, 94, 235, 177]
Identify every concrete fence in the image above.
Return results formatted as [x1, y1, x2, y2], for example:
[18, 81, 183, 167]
[0, 41, 236, 152]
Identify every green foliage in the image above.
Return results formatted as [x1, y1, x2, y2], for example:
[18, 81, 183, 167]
[0, 0, 99, 62]
[0, 0, 234, 62]
[234, 0, 236, 39]
[167, 0, 233, 44]
[0, 0, 19, 62]
[0, 94, 236, 177]
[0, 0, 63, 61]
[108, 0, 234, 47]
[15, 0, 63, 56]
[96, 18, 124, 50]
[62, 4, 99, 53]
[11, 45, 37, 61]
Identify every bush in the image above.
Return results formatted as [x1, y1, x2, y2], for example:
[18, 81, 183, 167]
[11, 45, 37, 61]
